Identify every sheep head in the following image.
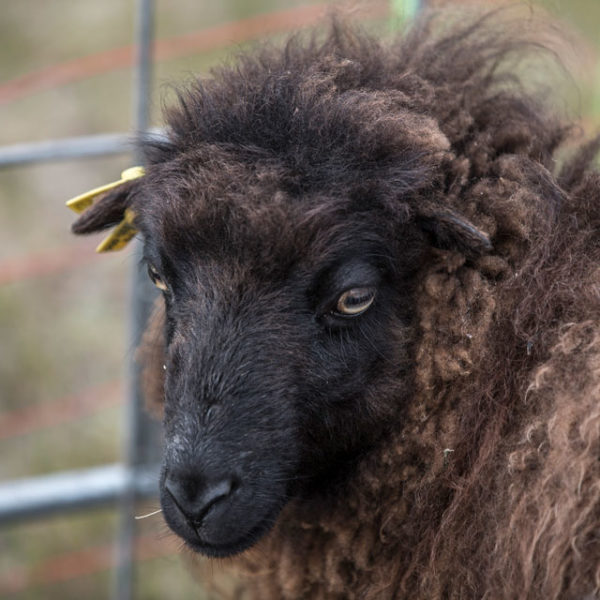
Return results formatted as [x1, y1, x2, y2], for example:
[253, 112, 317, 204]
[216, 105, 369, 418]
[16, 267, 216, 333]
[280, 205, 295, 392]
[70, 23, 499, 558]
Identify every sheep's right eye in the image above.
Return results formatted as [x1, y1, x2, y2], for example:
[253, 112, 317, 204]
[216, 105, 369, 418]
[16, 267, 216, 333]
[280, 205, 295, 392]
[334, 287, 376, 317]
[147, 264, 168, 291]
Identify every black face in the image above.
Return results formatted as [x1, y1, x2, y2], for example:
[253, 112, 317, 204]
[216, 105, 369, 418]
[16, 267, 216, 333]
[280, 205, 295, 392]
[141, 203, 422, 558]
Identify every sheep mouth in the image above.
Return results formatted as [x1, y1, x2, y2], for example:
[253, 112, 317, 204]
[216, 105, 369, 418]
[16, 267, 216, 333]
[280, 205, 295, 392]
[167, 501, 284, 558]
[159, 483, 286, 558]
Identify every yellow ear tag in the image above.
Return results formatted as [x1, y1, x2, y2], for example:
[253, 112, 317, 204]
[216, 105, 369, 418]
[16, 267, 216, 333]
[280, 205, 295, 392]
[96, 208, 138, 253]
[65, 166, 145, 214]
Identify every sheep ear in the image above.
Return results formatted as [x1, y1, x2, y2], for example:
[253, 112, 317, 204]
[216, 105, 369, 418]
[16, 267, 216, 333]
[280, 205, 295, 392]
[417, 208, 492, 256]
[68, 166, 145, 234]
[67, 166, 145, 252]
[70, 184, 134, 235]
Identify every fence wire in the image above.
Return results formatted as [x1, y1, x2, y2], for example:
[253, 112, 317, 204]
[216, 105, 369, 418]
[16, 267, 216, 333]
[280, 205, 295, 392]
[0, 1, 161, 598]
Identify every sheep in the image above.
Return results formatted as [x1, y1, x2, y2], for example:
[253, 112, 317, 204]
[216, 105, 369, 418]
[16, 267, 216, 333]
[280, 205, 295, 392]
[70, 8, 600, 599]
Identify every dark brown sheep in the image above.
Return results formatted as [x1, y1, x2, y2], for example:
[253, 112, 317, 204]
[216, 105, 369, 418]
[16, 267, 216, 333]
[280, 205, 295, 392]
[71, 9, 600, 599]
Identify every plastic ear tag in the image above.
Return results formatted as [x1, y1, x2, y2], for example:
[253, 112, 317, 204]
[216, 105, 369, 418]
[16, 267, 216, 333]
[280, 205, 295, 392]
[96, 208, 138, 253]
[66, 166, 145, 214]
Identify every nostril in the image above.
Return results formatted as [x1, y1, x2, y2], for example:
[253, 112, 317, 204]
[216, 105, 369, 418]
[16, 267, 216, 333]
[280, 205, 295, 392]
[204, 478, 234, 505]
[164, 479, 188, 516]
[164, 474, 237, 527]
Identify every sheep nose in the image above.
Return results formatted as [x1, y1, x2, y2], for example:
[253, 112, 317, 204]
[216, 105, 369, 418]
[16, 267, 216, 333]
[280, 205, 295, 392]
[164, 473, 235, 526]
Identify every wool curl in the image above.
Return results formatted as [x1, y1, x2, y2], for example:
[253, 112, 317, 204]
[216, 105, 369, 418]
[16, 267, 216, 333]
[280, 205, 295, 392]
[136, 8, 600, 599]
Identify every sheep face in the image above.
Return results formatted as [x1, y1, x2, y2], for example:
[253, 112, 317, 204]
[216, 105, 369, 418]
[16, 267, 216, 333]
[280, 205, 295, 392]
[134, 161, 423, 557]
[70, 26, 494, 560]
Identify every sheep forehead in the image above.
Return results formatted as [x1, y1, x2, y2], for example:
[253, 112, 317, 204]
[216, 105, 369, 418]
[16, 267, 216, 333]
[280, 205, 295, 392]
[139, 160, 386, 251]
[142, 182, 292, 253]
[138, 180, 395, 300]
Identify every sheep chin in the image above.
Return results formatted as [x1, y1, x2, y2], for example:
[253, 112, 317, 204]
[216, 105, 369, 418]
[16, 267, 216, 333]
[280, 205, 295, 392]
[185, 505, 283, 558]
[161, 491, 285, 558]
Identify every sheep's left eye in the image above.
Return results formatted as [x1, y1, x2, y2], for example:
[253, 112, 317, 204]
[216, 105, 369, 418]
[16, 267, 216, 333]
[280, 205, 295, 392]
[147, 264, 168, 291]
[335, 287, 376, 316]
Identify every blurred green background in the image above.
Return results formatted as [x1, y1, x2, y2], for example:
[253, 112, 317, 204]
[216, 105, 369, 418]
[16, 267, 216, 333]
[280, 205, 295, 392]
[0, 0, 598, 598]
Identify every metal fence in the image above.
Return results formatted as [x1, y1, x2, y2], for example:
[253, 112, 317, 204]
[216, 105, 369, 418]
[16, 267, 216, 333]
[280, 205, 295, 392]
[0, 1, 162, 598]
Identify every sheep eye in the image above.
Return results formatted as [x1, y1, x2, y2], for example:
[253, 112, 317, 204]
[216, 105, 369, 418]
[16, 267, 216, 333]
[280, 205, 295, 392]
[335, 287, 376, 316]
[147, 264, 167, 291]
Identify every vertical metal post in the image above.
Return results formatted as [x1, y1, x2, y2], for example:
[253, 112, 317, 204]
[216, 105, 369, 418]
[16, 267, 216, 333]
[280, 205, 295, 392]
[132, 0, 154, 141]
[113, 1, 160, 599]
[390, 0, 422, 22]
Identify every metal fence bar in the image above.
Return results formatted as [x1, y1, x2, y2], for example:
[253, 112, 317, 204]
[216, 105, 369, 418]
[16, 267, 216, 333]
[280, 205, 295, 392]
[0, 465, 157, 524]
[113, 0, 159, 599]
[0, 130, 168, 168]
[0, 134, 132, 167]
